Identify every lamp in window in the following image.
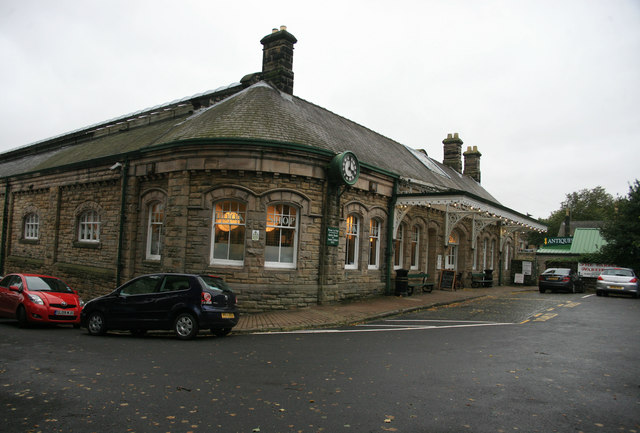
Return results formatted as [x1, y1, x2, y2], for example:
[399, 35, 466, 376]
[217, 211, 240, 232]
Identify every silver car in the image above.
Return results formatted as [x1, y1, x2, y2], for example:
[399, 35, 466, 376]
[596, 267, 639, 298]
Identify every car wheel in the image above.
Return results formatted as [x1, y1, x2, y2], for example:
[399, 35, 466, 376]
[87, 312, 107, 336]
[17, 305, 29, 328]
[174, 313, 199, 340]
[212, 328, 231, 337]
[539, 287, 545, 293]
[570, 283, 575, 294]
[596, 290, 602, 296]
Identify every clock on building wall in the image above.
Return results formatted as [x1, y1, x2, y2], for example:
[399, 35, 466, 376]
[329, 151, 360, 185]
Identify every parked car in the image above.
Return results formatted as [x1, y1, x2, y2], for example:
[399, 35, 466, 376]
[0, 273, 84, 327]
[538, 268, 585, 293]
[596, 267, 639, 298]
[81, 273, 239, 339]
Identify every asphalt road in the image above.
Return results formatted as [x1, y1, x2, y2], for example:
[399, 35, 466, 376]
[1, 290, 639, 433]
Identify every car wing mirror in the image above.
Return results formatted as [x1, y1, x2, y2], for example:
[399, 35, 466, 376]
[9, 285, 23, 293]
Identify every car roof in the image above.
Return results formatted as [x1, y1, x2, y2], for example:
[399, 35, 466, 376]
[5, 273, 62, 279]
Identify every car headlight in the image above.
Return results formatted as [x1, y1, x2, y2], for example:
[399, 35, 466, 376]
[27, 294, 44, 305]
[79, 298, 85, 307]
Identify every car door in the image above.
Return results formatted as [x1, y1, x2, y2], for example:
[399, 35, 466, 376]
[0, 275, 24, 317]
[148, 275, 194, 327]
[0, 275, 15, 316]
[107, 275, 163, 329]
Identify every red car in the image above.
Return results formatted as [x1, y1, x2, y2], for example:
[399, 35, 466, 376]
[0, 273, 84, 327]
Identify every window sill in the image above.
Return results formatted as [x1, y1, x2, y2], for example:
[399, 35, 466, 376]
[19, 239, 40, 245]
[73, 241, 101, 249]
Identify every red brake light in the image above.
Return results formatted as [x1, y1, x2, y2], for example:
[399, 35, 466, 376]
[597, 275, 604, 281]
[562, 277, 570, 282]
[631, 277, 638, 283]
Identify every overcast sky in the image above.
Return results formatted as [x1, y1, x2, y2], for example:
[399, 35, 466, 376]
[1, 0, 638, 220]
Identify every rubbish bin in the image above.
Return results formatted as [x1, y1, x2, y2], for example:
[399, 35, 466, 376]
[483, 269, 493, 287]
[395, 269, 409, 296]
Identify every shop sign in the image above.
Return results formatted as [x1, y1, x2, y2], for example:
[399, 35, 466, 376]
[544, 237, 572, 245]
[578, 263, 614, 278]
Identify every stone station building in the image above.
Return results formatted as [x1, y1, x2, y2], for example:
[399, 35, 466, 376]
[0, 27, 545, 312]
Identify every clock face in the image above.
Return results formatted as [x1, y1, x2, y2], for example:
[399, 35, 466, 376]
[341, 152, 359, 184]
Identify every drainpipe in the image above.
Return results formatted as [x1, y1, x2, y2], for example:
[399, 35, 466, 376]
[115, 160, 129, 286]
[0, 182, 9, 273]
[385, 179, 398, 295]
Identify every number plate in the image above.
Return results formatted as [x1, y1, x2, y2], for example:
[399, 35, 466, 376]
[221, 313, 235, 319]
[55, 310, 75, 316]
[610, 285, 623, 290]
[547, 277, 558, 281]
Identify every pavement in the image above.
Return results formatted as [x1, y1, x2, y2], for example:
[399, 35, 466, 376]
[234, 285, 536, 334]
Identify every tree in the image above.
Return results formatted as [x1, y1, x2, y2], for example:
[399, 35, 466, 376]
[527, 186, 615, 246]
[598, 180, 640, 272]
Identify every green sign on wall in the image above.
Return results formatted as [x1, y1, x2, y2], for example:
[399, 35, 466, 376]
[326, 226, 340, 246]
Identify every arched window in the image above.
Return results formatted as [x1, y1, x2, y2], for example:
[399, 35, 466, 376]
[78, 210, 100, 242]
[345, 214, 359, 269]
[368, 219, 381, 270]
[446, 233, 458, 270]
[504, 242, 511, 270]
[490, 239, 496, 270]
[410, 226, 420, 270]
[211, 200, 246, 265]
[146, 202, 164, 260]
[24, 213, 40, 240]
[394, 226, 404, 269]
[265, 203, 298, 268]
[482, 238, 488, 270]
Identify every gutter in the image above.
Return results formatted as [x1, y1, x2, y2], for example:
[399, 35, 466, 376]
[115, 160, 129, 286]
[385, 178, 398, 295]
[0, 183, 9, 273]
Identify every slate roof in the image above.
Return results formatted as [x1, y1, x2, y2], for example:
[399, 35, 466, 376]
[0, 81, 499, 204]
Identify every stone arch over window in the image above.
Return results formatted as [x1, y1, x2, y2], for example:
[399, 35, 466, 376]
[204, 185, 258, 211]
[141, 189, 167, 261]
[261, 189, 311, 216]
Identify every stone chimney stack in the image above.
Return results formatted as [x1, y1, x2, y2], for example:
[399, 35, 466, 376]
[442, 133, 463, 173]
[260, 26, 297, 95]
[463, 145, 482, 183]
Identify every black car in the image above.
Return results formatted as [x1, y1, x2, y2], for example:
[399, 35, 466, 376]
[538, 268, 585, 293]
[80, 273, 239, 339]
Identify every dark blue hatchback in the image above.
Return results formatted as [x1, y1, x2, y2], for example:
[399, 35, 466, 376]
[81, 273, 239, 339]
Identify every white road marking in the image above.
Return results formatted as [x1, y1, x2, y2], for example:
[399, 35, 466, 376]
[256, 321, 515, 335]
